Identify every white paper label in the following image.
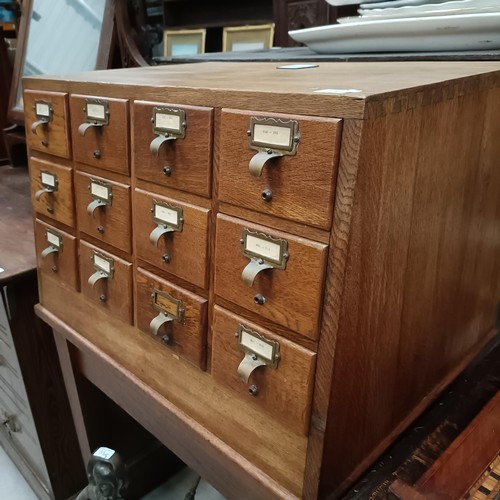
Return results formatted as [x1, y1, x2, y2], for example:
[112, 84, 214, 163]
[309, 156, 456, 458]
[93, 254, 111, 274]
[46, 231, 61, 248]
[94, 447, 115, 460]
[41, 172, 56, 187]
[245, 234, 281, 262]
[91, 182, 110, 201]
[36, 102, 50, 117]
[154, 204, 179, 225]
[155, 112, 181, 132]
[87, 103, 106, 121]
[253, 123, 291, 148]
[241, 330, 273, 361]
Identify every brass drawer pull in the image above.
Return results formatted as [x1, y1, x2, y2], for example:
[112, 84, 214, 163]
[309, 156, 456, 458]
[149, 312, 173, 337]
[149, 225, 174, 246]
[41, 246, 59, 258]
[31, 119, 48, 135]
[242, 259, 273, 287]
[88, 270, 108, 288]
[150, 134, 176, 157]
[87, 198, 107, 216]
[78, 121, 103, 136]
[237, 353, 267, 384]
[249, 150, 283, 177]
[35, 187, 54, 201]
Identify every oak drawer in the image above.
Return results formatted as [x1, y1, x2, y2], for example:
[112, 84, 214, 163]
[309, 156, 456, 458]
[24, 90, 71, 159]
[133, 101, 213, 197]
[70, 95, 130, 175]
[134, 188, 211, 289]
[136, 268, 208, 369]
[34, 219, 79, 291]
[212, 306, 316, 436]
[30, 156, 74, 227]
[75, 171, 132, 254]
[218, 109, 342, 230]
[214, 214, 328, 340]
[79, 240, 133, 325]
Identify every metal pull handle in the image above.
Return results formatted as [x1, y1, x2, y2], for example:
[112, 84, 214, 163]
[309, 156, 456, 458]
[237, 353, 267, 384]
[242, 259, 273, 287]
[150, 134, 176, 157]
[78, 122, 103, 136]
[249, 150, 283, 177]
[35, 187, 53, 201]
[149, 224, 174, 246]
[149, 312, 173, 337]
[87, 199, 107, 216]
[41, 246, 58, 258]
[88, 271, 108, 288]
[31, 119, 47, 135]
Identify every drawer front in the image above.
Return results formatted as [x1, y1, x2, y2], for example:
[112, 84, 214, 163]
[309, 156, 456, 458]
[136, 268, 208, 369]
[133, 101, 213, 197]
[214, 214, 328, 340]
[34, 219, 79, 291]
[79, 241, 133, 325]
[75, 171, 131, 254]
[70, 95, 130, 175]
[30, 156, 74, 227]
[24, 90, 71, 159]
[218, 109, 342, 230]
[212, 306, 316, 436]
[134, 189, 211, 289]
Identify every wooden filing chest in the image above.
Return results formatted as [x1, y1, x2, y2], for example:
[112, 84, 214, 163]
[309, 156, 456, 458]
[24, 62, 500, 499]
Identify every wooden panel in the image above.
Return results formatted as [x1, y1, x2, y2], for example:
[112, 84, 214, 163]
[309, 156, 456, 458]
[135, 268, 207, 369]
[34, 219, 79, 291]
[79, 240, 133, 325]
[133, 101, 213, 198]
[29, 156, 74, 228]
[24, 90, 71, 159]
[212, 306, 316, 436]
[214, 214, 328, 340]
[70, 95, 130, 175]
[218, 109, 342, 230]
[134, 188, 211, 289]
[74, 170, 132, 254]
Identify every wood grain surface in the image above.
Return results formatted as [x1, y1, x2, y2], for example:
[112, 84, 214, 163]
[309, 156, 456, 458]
[133, 188, 211, 289]
[29, 156, 75, 228]
[218, 109, 342, 230]
[133, 101, 213, 198]
[135, 268, 208, 369]
[24, 90, 71, 159]
[74, 170, 132, 254]
[34, 219, 79, 291]
[214, 214, 328, 340]
[70, 95, 130, 175]
[79, 240, 133, 325]
[212, 306, 316, 436]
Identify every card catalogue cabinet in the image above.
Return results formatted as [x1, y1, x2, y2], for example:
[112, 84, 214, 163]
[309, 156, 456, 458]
[24, 62, 500, 499]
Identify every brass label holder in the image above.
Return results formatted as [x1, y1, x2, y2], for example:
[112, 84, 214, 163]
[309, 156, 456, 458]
[149, 289, 185, 342]
[31, 101, 53, 142]
[248, 116, 300, 177]
[236, 324, 280, 395]
[240, 228, 289, 287]
[87, 179, 113, 216]
[149, 107, 186, 157]
[78, 99, 110, 136]
[35, 170, 58, 204]
[88, 251, 114, 297]
[41, 230, 63, 268]
[149, 200, 184, 247]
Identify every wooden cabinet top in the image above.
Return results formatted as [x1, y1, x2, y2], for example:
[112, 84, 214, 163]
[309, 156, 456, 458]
[23, 61, 500, 119]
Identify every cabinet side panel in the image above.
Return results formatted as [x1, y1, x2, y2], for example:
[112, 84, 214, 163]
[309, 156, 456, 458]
[319, 87, 500, 497]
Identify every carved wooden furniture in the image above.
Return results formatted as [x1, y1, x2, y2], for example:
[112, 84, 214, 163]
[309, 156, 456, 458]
[0, 166, 85, 499]
[24, 61, 500, 499]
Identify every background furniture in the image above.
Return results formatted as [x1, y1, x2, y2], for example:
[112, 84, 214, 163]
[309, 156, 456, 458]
[24, 61, 500, 499]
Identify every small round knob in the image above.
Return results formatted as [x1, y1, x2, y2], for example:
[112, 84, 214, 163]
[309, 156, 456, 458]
[248, 385, 259, 397]
[254, 294, 266, 306]
[162, 253, 171, 264]
[97, 225, 105, 234]
[161, 334, 171, 345]
[47, 207, 54, 214]
[93, 150, 101, 159]
[51, 265, 58, 273]
[41, 139, 48, 147]
[261, 189, 273, 202]
[99, 294, 107, 302]
[163, 166, 172, 177]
